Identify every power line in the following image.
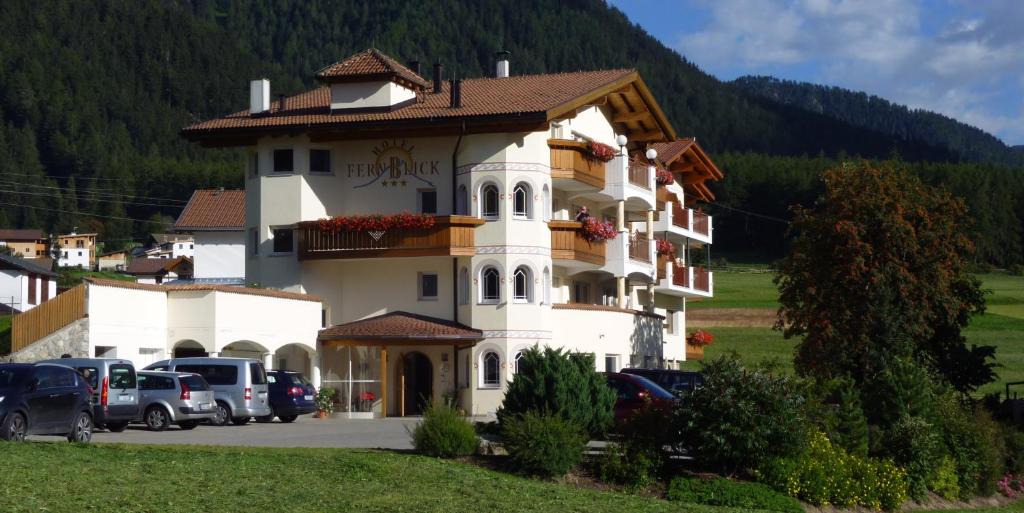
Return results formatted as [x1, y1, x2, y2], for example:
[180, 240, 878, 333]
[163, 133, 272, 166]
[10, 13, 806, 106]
[0, 178, 189, 205]
[706, 201, 791, 225]
[0, 188, 186, 209]
[0, 200, 160, 224]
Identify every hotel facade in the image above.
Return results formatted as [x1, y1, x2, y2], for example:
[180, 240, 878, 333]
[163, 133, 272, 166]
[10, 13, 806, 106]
[183, 49, 722, 416]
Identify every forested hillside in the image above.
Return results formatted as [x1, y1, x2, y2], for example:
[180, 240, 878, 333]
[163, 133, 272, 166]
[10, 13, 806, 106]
[0, 0, 1021, 263]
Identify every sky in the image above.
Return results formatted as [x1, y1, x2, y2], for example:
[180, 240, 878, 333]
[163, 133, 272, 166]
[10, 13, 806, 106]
[606, 0, 1024, 146]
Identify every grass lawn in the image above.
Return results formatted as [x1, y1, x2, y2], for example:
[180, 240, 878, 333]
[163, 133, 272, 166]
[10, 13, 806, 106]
[57, 268, 135, 289]
[689, 271, 777, 309]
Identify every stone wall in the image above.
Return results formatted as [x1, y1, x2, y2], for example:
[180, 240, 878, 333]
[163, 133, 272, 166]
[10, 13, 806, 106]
[6, 318, 89, 363]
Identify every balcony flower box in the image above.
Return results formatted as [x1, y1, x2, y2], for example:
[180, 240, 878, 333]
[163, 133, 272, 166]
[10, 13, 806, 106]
[588, 141, 617, 162]
[655, 168, 673, 186]
[686, 329, 714, 347]
[579, 217, 618, 243]
[317, 212, 436, 233]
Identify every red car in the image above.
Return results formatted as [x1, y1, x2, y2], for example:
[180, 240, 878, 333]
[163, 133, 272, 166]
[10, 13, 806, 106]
[605, 372, 677, 427]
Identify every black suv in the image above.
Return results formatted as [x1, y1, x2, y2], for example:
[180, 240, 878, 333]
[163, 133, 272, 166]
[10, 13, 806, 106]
[0, 363, 95, 443]
[621, 368, 704, 396]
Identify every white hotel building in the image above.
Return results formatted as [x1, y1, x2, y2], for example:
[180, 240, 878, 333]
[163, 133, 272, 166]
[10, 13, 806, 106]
[182, 49, 722, 416]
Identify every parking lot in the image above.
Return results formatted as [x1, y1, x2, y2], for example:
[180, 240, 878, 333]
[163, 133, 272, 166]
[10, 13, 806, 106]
[30, 415, 424, 449]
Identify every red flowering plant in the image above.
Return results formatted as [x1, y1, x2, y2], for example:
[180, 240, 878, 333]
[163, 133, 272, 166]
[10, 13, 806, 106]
[358, 390, 377, 412]
[656, 168, 674, 186]
[686, 329, 714, 347]
[318, 212, 436, 233]
[656, 239, 675, 257]
[998, 475, 1023, 498]
[579, 217, 618, 243]
[588, 141, 617, 162]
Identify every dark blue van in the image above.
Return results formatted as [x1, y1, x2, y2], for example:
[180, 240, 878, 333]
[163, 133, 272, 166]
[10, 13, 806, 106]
[256, 370, 317, 423]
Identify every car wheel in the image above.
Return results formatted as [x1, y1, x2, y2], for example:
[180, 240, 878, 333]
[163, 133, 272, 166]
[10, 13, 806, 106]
[144, 406, 171, 432]
[1, 412, 27, 442]
[255, 409, 275, 423]
[67, 412, 93, 443]
[278, 415, 298, 423]
[231, 416, 250, 426]
[105, 422, 129, 433]
[177, 421, 199, 430]
[211, 402, 231, 427]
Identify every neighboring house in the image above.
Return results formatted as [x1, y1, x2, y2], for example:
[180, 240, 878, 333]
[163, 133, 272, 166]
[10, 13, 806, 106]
[0, 254, 58, 313]
[97, 250, 130, 272]
[125, 256, 193, 284]
[172, 189, 246, 284]
[57, 232, 97, 268]
[7, 278, 321, 372]
[141, 234, 194, 259]
[0, 229, 49, 258]
[181, 49, 722, 416]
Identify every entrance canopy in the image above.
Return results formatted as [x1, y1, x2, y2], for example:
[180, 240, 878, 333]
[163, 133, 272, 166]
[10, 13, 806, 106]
[318, 311, 483, 348]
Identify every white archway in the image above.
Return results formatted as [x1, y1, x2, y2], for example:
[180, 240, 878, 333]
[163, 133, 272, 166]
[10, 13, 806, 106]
[273, 343, 317, 377]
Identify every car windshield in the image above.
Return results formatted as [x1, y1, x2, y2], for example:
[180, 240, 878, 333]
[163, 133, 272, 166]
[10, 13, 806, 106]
[629, 374, 676, 400]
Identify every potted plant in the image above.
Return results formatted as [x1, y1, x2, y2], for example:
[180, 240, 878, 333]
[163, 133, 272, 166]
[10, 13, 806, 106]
[686, 329, 714, 347]
[315, 387, 336, 418]
[358, 391, 376, 412]
[656, 239, 675, 258]
[579, 217, 618, 243]
[587, 141, 617, 162]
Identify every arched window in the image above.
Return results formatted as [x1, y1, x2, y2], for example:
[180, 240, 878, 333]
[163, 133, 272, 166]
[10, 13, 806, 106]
[542, 267, 551, 305]
[481, 183, 500, 219]
[458, 267, 469, 305]
[481, 351, 500, 388]
[481, 266, 500, 303]
[512, 182, 531, 219]
[513, 350, 525, 374]
[542, 184, 551, 222]
[456, 185, 468, 215]
[512, 266, 532, 303]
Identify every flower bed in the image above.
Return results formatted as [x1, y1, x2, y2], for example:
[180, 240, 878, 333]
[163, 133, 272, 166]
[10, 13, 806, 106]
[579, 217, 618, 243]
[318, 212, 436, 233]
[588, 141, 617, 162]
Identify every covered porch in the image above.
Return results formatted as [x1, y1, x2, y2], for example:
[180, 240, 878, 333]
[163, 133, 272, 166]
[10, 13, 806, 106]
[317, 311, 483, 418]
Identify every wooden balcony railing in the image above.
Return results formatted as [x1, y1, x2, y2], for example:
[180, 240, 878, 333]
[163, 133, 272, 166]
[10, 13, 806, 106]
[692, 266, 711, 292]
[549, 221, 606, 266]
[692, 210, 710, 236]
[12, 284, 87, 353]
[548, 139, 605, 189]
[686, 343, 705, 360]
[673, 263, 690, 288]
[628, 160, 651, 190]
[629, 235, 651, 263]
[297, 216, 484, 260]
[671, 202, 688, 229]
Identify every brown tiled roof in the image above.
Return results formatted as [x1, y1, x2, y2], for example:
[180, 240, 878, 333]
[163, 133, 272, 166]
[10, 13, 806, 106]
[652, 139, 695, 166]
[0, 229, 44, 241]
[0, 254, 57, 277]
[85, 278, 322, 303]
[174, 189, 246, 231]
[551, 302, 664, 319]
[315, 48, 430, 90]
[319, 311, 482, 341]
[125, 257, 188, 275]
[182, 68, 638, 139]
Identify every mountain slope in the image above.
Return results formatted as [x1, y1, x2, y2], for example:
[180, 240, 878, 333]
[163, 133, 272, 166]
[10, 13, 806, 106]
[733, 76, 1024, 166]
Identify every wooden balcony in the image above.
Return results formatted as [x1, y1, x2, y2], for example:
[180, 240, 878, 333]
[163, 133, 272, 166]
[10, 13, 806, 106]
[628, 235, 651, 263]
[549, 220, 606, 266]
[548, 139, 605, 189]
[297, 216, 484, 260]
[628, 160, 651, 190]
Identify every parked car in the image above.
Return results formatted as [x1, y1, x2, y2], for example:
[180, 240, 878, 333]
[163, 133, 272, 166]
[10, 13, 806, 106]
[0, 363, 95, 442]
[38, 358, 139, 432]
[135, 371, 217, 431]
[604, 372, 677, 427]
[256, 370, 317, 423]
[621, 368, 704, 396]
[144, 358, 270, 426]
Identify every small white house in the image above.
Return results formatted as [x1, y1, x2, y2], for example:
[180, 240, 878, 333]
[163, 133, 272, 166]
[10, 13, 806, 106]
[0, 254, 58, 313]
[125, 256, 193, 284]
[173, 189, 246, 284]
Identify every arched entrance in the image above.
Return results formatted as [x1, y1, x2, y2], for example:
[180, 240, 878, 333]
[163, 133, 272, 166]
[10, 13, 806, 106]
[273, 343, 315, 377]
[401, 352, 433, 416]
[173, 340, 208, 358]
[220, 340, 269, 359]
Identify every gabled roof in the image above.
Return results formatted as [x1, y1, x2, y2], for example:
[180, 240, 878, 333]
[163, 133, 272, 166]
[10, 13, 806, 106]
[315, 48, 430, 90]
[183, 49, 676, 146]
[149, 233, 193, 245]
[0, 253, 57, 277]
[652, 138, 724, 203]
[85, 278, 322, 303]
[319, 311, 482, 342]
[174, 189, 246, 231]
[125, 256, 191, 276]
[0, 229, 44, 241]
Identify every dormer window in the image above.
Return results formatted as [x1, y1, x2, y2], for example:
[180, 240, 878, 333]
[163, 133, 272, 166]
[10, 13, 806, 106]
[316, 49, 429, 112]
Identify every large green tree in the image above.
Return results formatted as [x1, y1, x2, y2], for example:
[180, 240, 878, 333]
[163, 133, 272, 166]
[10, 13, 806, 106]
[775, 162, 993, 393]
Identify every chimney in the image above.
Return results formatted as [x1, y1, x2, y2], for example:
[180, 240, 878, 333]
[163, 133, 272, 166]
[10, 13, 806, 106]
[277, 94, 286, 112]
[449, 79, 462, 108]
[433, 62, 444, 94]
[408, 60, 421, 76]
[495, 51, 511, 78]
[250, 78, 270, 115]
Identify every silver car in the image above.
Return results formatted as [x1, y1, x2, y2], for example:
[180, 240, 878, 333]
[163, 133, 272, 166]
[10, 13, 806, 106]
[135, 371, 217, 431]
[38, 358, 139, 432]
[143, 358, 270, 426]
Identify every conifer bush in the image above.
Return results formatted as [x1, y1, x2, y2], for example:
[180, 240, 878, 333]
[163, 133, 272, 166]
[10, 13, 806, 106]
[411, 401, 479, 458]
[501, 411, 585, 478]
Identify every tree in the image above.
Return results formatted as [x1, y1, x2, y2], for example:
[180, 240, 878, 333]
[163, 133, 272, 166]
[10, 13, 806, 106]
[775, 162, 992, 393]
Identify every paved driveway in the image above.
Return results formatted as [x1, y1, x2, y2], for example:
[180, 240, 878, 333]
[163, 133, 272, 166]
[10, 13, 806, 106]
[33, 415, 424, 450]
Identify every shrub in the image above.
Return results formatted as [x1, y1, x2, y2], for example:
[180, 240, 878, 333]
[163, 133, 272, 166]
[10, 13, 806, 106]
[497, 347, 615, 437]
[667, 476, 803, 513]
[595, 401, 672, 488]
[315, 387, 336, 414]
[1009, 264, 1024, 276]
[502, 411, 586, 478]
[1003, 426, 1024, 475]
[932, 392, 1007, 497]
[410, 402, 478, 458]
[929, 456, 961, 500]
[675, 355, 808, 475]
[883, 415, 943, 501]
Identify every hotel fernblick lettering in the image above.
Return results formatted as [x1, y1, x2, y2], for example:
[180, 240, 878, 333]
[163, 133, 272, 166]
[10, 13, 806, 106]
[348, 140, 440, 188]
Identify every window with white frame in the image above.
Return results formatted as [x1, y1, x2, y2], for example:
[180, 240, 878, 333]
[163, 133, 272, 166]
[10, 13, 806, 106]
[480, 266, 500, 303]
[512, 266, 532, 303]
[513, 350, 525, 374]
[512, 182, 531, 219]
[542, 184, 551, 222]
[418, 272, 438, 300]
[605, 354, 620, 372]
[481, 183, 500, 219]
[481, 351, 500, 388]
